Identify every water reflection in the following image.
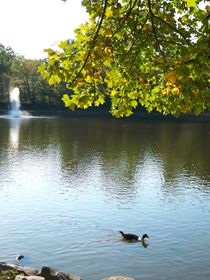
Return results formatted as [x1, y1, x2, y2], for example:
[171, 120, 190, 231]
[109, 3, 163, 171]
[56, 119, 209, 190]
[9, 118, 22, 149]
[1, 117, 209, 200]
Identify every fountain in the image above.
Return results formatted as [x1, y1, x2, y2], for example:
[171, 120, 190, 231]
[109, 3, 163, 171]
[7, 86, 31, 118]
[0, 86, 50, 149]
[9, 87, 21, 117]
[0, 86, 50, 120]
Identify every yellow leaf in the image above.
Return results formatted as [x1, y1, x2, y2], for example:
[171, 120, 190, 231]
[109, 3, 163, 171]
[94, 96, 105, 106]
[80, 23, 89, 32]
[94, 100, 100, 106]
[85, 75, 92, 83]
[104, 28, 112, 37]
[103, 58, 111, 67]
[105, 7, 113, 17]
[131, 100, 138, 108]
[94, 46, 103, 57]
[167, 72, 177, 83]
[162, 89, 167, 96]
[104, 47, 111, 56]
[172, 87, 180, 94]
[48, 75, 61, 85]
[94, 73, 101, 80]
[111, 89, 117, 96]
[183, 0, 197, 8]
[58, 40, 68, 49]
[98, 96, 105, 104]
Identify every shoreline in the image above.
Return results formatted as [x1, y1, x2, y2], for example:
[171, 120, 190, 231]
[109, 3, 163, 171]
[0, 262, 135, 280]
[0, 108, 210, 122]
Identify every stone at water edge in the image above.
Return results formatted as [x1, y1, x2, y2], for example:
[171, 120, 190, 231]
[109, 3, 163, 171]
[102, 277, 135, 280]
[40, 266, 83, 280]
[16, 276, 45, 280]
[0, 263, 38, 275]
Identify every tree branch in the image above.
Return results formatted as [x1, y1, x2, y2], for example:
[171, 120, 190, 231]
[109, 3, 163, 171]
[153, 14, 192, 46]
[68, 0, 108, 87]
[148, 0, 167, 62]
[110, 0, 139, 40]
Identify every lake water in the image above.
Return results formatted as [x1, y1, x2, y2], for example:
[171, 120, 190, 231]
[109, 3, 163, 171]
[0, 116, 210, 280]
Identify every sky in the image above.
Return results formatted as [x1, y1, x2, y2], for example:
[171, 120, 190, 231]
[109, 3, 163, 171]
[0, 0, 88, 59]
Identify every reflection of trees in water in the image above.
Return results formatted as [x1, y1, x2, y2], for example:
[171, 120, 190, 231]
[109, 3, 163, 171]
[1, 117, 209, 197]
[57, 119, 162, 201]
[156, 123, 210, 187]
[98, 150, 165, 203]
[75, 120, 208, 193]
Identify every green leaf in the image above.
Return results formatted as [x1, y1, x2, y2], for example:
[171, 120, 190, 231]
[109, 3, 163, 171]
[85, 75, 92, 83]
[103, 58, 111, 67]
[183, 0, 197, 8]
[48, 75, 61, 85]
[131, 100, 138, 108]
[39, 0, 209, 118]
[58, 40, 68, 49]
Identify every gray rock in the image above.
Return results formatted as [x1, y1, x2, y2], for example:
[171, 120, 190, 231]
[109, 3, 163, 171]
[40, 266, 82, 280]
[102, 277, 135, 280]
[0, 262, 14, 271]
[15, 276, 45, 280]
[1, 262, 135, 280]
[0, 262, 38, 275]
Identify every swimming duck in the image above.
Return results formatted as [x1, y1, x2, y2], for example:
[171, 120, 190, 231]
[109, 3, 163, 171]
[16, 254, 24, 260]
[119, 231, 149, 242]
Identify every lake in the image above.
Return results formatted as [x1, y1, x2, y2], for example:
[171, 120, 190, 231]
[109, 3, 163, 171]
[0, 115, 210, 280]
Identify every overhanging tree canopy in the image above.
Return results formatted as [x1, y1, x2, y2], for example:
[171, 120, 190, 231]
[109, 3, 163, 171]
[39, 0, 210, 117]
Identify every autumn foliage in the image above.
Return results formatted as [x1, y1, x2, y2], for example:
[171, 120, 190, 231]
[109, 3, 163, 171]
[39, 0, 210, 117]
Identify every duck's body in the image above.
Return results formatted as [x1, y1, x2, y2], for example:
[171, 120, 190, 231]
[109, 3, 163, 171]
[119, 231, 149, 242]
[16, 254, 24, 260]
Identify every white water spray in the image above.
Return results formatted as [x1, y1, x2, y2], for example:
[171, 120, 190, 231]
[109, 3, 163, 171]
[9, 87, 21, 117]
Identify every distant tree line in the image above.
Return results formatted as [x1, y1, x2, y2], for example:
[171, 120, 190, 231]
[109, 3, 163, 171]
[0, 43, 67, 109]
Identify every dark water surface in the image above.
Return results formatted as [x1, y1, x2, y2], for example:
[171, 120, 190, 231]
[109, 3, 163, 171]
[0, 116, 210, 280]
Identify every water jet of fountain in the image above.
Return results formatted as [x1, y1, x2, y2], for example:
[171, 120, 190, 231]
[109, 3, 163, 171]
[0, 86, 48, 120]
[9, 87, 21, 117]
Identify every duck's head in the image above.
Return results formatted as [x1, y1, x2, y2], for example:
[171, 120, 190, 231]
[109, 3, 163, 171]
[142, 233, 149, 240]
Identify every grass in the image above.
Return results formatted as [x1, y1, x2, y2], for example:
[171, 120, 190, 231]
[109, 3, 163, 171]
[0, 270, 25, 280]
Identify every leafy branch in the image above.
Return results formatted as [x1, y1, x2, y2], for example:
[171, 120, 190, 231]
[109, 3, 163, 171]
[67, 0, 108, 87]
[148, 0, 168, 62]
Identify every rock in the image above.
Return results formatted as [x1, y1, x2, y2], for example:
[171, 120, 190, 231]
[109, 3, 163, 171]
[40, 266, 83, 280]
[16, 276, 45, 280]
[102, 277, 135, 280]
[0, 263, 38, 275]
[0, 262, 14, 271]
[1, 262, 135, 280]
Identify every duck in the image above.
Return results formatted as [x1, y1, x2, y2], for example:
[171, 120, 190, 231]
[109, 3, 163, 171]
[119, 231, 149, 242]
[16, 254, 24, 260]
